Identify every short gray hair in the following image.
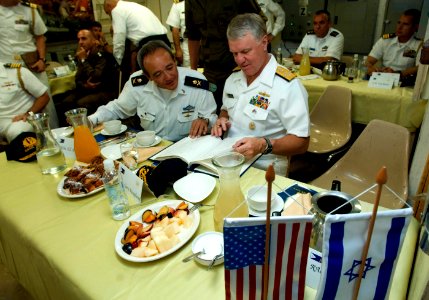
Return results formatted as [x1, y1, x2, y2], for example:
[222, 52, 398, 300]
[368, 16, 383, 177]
[227, 13, 267, 41]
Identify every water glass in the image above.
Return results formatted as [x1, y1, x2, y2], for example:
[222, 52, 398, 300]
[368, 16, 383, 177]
[120, 143, 139, 170]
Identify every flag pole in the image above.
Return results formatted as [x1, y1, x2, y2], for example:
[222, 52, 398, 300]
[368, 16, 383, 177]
[352, 166, 387, 300]
[263, 164, 275, 300]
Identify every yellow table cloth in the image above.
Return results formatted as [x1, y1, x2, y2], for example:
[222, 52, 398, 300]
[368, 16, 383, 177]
[0, 149, 419, 299]
[48, 72, 76, 96]
[301, 76, 427, 132]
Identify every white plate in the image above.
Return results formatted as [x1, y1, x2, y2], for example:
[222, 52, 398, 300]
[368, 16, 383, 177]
[191, 231, 224, 266]
[114, 200, 200, 262]
[173, 173, 216, 203]
[133, 135, 162, 148]
[101, 125, 127, 136]
[56, 177, 104, 198]
[51, 126, 74, 138]
[248, 195, 284, 217]
[101, 144, 121, 160]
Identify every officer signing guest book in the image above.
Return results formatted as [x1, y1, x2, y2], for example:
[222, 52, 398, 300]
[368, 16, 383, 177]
[150, 135, 260, 177]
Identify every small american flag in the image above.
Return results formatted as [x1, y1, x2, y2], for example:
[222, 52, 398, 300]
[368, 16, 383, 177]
[224, 216, 313, 300]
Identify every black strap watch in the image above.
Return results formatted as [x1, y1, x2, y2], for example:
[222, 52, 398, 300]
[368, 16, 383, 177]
[262, 137, 272, 155]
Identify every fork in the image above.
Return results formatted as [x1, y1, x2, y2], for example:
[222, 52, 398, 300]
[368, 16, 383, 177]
[189, 203, 203, 212]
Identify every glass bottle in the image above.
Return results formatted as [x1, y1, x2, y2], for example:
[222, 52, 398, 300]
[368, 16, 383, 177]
[27, 112, 67, 174]
[276, 47, 283, 64]
[348, 54, 360, 82]
[67, 54, 76, 72]
[65, 108, 100, 163]
[212, 152, 248, 232]
[102, 158, 130, 220]
[360, 55, 368, 80]
[299, 47, 311, 76]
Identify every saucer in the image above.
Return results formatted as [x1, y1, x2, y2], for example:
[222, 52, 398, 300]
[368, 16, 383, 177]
[133, 135, 161, 148]
[101, 125, 127, 136]
[248, 195, 284, 217]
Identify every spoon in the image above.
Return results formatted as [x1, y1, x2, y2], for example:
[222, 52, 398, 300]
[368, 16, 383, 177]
[182, 249, 205, 263]
[207, 253, 224, 270]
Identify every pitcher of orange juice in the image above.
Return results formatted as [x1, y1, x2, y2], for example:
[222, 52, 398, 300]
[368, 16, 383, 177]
[299, 47, 311, 76]
[65, 108, 100, 163]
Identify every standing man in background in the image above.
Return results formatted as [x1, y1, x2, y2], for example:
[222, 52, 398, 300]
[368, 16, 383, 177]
[103, 0, 169, 84]
[292, 9, 344, 68]
[257, 0, 285, 47]
[166, 0, 189, 67]
[185, 0, 265, 114]
[0, 0, 59, 128]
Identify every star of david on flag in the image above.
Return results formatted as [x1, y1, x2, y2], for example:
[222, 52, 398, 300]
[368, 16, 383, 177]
[315, 208, 412, 300]
[223, 215, 313, 300]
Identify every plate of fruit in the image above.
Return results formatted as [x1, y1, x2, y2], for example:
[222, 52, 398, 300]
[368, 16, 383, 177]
[115, 200, 200, 262]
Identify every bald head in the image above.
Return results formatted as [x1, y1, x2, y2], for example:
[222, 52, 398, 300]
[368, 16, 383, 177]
[77, 29, 97, 51]
[104, 0, 118, 15]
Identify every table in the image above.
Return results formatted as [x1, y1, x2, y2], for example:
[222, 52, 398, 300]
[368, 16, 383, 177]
[48, 72, 76, 96]
[0, 148, 419, 300]
[300, 76, 427, 132]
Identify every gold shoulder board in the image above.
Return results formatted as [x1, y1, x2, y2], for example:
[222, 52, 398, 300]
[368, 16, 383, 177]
[275, 66, 296, 82]
[4, 63, 22, 68]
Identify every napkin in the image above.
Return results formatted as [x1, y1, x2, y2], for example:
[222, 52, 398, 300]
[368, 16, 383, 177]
[282, 193, 312, 216]
[137, 146, 166, 163]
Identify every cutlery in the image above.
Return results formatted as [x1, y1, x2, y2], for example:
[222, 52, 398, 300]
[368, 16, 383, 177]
[207, 253, 223, 270]
[182, 249, 205, 263]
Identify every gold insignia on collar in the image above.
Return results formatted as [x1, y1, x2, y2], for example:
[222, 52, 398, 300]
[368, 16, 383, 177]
[192, 79, 202, 86]
[259, 91, 270, 97]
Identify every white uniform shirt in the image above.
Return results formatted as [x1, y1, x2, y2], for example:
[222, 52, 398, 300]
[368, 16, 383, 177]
[222, 55, 309, 174]
[0, 3, 47, 61]
[0, 64, 47, 118]
[369, 35, 421, 71]
[111, 0, 167, 65]
[166, 1, 190, 67]
[89, 67, 217, 142]
[296, 28, 344, 60]
[257, 0, 285, 37]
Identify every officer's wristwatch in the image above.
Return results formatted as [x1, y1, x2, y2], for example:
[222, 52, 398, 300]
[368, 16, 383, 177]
[262, 137, 272, 155]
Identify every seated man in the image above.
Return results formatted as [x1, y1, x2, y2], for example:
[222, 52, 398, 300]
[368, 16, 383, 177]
[89, 40, 217, 141]
[89, 21, 113, 53]
[55, 29, 118, 124]
[292, 10, 344, 68]
[212, 13, 310, 175]
[0, 62, 49, 142]
[367, 9, 421, 78]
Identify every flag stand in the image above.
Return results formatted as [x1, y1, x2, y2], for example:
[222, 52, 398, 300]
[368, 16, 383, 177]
[263, 164, 275, 300]
[352, 166, 387, 300]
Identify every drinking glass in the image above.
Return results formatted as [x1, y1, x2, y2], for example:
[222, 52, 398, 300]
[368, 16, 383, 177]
[120, 143, 139, 170]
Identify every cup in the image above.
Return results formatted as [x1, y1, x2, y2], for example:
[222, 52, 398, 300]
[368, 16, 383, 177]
[104, 120, 122, 134]
[136, 131, 156, 146]
[246, 185, 276, 211]
[120, 142, 139, 170]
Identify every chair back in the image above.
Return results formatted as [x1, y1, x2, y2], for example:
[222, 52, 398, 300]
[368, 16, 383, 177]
[308, 85, 352, 153]
[311, 119, 410, 209]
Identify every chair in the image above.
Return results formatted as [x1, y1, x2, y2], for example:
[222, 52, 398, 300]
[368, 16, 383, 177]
[310, 119, 410, 209]
[307, 85, 352, 154]
[340, 55, 354, 68]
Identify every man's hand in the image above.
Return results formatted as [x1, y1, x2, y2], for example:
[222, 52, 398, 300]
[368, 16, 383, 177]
[189, 118, 209, 138]
[76, 47, 87, 60]
[232, 137, 266, 159]
[12, 113, 27, 122]
[211, 117, 230, 137]
[30, 59, 45, 73]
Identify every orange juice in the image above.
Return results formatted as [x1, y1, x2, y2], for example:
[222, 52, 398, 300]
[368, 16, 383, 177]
[299, 53, 311, 76]
[74, 125, 100, 163]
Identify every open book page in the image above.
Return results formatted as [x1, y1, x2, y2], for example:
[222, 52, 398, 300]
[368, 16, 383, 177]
[150, 135, 240, 164]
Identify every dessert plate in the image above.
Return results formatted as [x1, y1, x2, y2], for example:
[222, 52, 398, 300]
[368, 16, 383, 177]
[51, 126, 74, 138]
[57, 177, 104, 198]
[173, 173, 216, 203]
[101, 144, 121, 160]
[101, 125, 127, 136]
